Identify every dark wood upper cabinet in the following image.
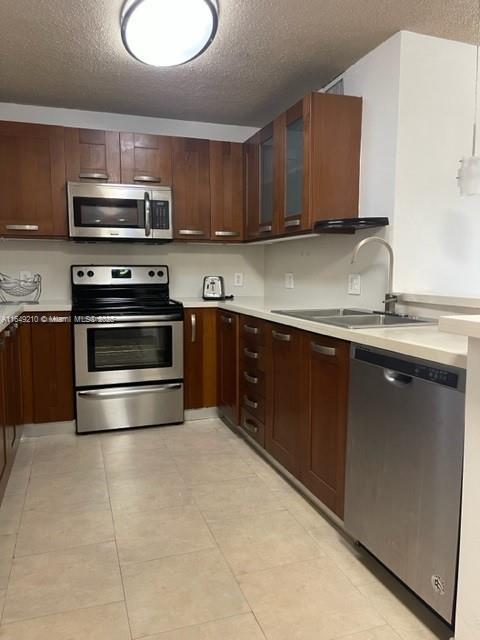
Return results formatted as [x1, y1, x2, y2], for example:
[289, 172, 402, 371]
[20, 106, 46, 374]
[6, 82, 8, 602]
[172, 137, 211, 240]
[299, 333, 350, 517]
[209, 141, 244, 242]
[245, 133, 260, 240]
[265, 322, 303, 476]
[120, 133, 172, 186]
[217, 310, 239, 426]
[257, 123, 277, 239]
[65, 127, 121, 183]
[0, 121, 67, 238]
[184, 308, 218, 410]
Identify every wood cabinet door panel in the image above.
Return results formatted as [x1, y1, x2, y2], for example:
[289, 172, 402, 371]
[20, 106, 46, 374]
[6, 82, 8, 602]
[245, 134, 260, 240]
[173, 138, 211, 240]
[184, 308, 217, 410]
[265, 323, 302, 475]
[300, 334, 349, 517]
[120, 133, 172, 185]
[65, 128, 120, 183]
[0, 122, 67, 237]
[217, 311, 239, 425]
[210, 141, 244, 241]
[0, 336, 8, 481]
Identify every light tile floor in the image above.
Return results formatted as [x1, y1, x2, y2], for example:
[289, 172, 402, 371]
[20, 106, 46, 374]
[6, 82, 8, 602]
[0, 418, 452, 640]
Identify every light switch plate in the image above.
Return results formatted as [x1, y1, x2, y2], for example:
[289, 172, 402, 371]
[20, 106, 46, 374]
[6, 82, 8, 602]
[234, 272, 244, 287]
[284, 273, 294, 289]
[348, 273, 361, 295]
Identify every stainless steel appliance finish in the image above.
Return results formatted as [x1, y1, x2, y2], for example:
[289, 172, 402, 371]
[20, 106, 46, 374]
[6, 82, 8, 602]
[271, 308, 435, 329]
[351, 237, 397, 314]
[68, 182, 173, 242]
[72, 264, 184, 433]
[202, 275, 225, 300]
[344, 345, 465, 623]
[76, 382, 184, 433]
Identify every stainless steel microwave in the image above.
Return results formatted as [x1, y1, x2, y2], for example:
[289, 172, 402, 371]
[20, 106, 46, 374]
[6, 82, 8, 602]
[67, 182, 173, 242]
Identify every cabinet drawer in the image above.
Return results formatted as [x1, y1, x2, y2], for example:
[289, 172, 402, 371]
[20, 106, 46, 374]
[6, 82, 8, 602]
[241, 316, 265, 345]
[241, 367, 265, 397]
[241, 344, 266, 372]
[241, 389, 265, 422]
[240, 409, 265, 447]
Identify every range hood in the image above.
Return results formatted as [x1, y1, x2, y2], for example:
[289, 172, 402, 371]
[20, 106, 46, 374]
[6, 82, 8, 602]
[313, 217, 389, 234]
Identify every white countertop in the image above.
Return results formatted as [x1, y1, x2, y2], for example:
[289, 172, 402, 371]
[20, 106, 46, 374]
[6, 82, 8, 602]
[179, 297, 468, 368]
[0, 297, 468, 367]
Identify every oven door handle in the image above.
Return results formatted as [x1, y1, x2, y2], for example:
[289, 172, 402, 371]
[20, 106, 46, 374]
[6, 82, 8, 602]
[78, 383, 182, 399]
[75, 315, 181, 323]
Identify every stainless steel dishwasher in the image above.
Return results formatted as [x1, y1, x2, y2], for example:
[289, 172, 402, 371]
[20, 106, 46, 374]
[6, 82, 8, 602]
[344, 344, 465, 624]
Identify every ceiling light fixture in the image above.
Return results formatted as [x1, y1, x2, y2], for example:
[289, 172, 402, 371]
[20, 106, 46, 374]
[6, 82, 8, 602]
[121, 0, 218, 67]
[458, 0, 480, 195]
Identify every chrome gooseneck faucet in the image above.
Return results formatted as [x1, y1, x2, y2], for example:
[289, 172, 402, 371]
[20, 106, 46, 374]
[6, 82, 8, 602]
[351, 237, 397, 314]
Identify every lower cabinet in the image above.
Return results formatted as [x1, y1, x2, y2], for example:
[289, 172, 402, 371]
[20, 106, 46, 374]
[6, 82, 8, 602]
[265, 322, 303, 476]
[299, 333, 350, 517]
[184, 308, 218, 410]
[217, 310, 240, 426]
[239, 315, 266, 447]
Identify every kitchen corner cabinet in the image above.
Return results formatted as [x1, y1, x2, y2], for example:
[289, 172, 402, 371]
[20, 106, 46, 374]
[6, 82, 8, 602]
[65, 128, 121, 183]
[184, 308, 218, 410]
[172, 137, 211, 241]
[265, 322, 303, 476]
[300, 333, 349, 517]
[120, 133, 172, 186]
[217, 310, 240, 426]
[209, 141, 244, 241]
[0, 121, 67, 238]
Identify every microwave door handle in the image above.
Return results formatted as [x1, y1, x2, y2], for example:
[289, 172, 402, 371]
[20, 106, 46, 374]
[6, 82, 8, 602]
[144, 191, 151, 237]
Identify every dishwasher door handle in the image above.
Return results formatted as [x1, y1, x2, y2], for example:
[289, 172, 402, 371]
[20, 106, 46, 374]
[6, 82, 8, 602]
[384, 369, 413, 386]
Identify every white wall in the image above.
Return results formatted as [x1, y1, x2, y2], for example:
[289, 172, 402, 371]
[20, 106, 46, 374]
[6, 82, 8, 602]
[0, 239, 265, 301]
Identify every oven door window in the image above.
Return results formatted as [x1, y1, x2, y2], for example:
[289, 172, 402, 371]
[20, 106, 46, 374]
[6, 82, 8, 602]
[73, 197, 145, 228]
[87, 326, 172, 371]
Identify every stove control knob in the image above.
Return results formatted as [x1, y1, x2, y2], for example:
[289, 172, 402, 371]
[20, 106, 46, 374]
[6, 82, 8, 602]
[148, 270, 155, 277]
[87, 270, 94, 278]
[77, 270, 84, 278]
[157, 270, 164, 277]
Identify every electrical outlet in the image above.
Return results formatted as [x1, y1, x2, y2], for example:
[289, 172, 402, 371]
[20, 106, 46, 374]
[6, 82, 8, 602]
[20, 270, 33, 282]
[234, 272, 244, 287]
[284, 273, 294, 289]
[348, 273, 361, 295]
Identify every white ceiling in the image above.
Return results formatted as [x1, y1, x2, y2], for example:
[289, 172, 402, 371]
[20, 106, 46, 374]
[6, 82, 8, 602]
[0, 0, 477, 126]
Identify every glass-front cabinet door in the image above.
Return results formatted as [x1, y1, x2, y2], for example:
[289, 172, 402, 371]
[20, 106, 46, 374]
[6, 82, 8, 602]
[258, 123, 275, 237]
[283, 101, 306, 233]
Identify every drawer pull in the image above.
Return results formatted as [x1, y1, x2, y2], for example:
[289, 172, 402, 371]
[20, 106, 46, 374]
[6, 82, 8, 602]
[244, 348, 259, 359]
[244, 396, 258, 410]
[178, 229, 204, 236]
[285, 219, 301, 228]
[243, 419, 259, 435]
[79, 172, 108, 180]
[311, 342, 336, 357]
[5, 224, 39, 231]
[243, 371, 259, 384]
[134, 175, 161, 183]
[272, 330, 291, 342]
[221, 315, 233, 325]
[259, 224, 272, 233]
[244, 324, 259, 335]
[214, 231, 240, 237]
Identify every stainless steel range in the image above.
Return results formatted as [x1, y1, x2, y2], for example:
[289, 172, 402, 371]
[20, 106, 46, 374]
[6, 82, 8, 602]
[72, 265, 184, 433]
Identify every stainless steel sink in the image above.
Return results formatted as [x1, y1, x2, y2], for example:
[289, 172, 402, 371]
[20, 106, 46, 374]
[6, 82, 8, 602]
[271, 308, 436, 329]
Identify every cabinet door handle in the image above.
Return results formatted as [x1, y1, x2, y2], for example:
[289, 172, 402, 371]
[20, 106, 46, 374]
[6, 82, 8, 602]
[191, 313, 197, 343]
[244, 396, 258, 409]
[79, 172, 108, 180]
[5, 224, 39, 231]
[243, 371, 259, 384]
[259, 224, 272, 233]
[243, 418, 259, 434]
[285, 219, 301, 228]
[221, 315, 233, 324]
[244, 348, 259, 359]
[178, 229, 205, 236]
[214, 231, 240, 237]
[272, 330, 291, 342]
[134, 175, 161, 183]
[311, 342, 336, 357]
[244, 324, 259, 335]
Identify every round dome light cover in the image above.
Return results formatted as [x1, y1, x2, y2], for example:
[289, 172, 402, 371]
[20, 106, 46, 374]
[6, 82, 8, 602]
[121, 0, 218, 67]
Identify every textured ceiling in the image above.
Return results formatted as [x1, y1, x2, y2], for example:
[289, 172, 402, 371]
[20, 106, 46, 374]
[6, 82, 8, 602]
[0, 0, 477, 126]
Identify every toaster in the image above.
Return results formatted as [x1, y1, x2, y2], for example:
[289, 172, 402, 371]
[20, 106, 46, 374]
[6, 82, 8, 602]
[202, 276, 225, 300]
